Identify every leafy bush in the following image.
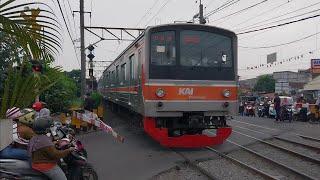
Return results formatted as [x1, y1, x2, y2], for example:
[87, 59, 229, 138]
[90, 92, 103, 109]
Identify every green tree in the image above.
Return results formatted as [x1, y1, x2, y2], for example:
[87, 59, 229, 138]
[0, 0, 62, 118]
[65, 69, 81, 97]
[41, 72, 77, 113]
[254, 75, 275, 93]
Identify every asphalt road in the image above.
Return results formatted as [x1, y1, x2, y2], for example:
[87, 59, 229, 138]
[78, 111, 320, 180]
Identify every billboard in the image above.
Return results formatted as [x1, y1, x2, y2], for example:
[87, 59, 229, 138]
[311, 59, 320, 74]
[267, 53, 277, 64]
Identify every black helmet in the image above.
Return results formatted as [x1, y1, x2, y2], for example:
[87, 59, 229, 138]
[33, 117, 53, 134]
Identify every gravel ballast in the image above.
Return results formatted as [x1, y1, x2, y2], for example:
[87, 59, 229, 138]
[228, 148, 305, 180]
[198, 157, 266, 180]
[248, 142, 320, 178]
[151, 165, 210, 180]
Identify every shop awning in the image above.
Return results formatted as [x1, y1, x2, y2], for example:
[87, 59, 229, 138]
[304, 76, 320, 91]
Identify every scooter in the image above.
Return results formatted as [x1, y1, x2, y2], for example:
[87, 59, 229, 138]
[280, 105, 293, 122]
[245, 104, 255, 117]
[0, 126, 97, 180]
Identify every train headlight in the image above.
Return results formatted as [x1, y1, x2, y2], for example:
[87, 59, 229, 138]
[223, 90, 231, 98]
[156, 88, 165, 98]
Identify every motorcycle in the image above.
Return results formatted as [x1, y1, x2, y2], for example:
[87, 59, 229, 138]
[0, 125, 97, 180]
[245, 104, 255, 117]
[257, 103, 269, 117]
[280, 105, 293, 122]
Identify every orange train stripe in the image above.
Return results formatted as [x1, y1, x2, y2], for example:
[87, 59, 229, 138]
[103, 85, 237, 101]
[143, 85, 238, 101]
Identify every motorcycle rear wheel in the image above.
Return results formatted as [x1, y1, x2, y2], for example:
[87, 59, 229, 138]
[82, 166, 98, 180]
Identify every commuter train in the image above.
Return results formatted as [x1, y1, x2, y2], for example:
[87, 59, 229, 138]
[98, 23, 238, 148]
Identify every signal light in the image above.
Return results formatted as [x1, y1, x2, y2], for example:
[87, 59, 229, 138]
[31, 60, 43, 73]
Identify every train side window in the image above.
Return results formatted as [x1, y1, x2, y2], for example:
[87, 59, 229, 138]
[129, 54, 135, 80]
[120, 63, 126, 84]
[138, 50, 142, 79]
[116, 65, 119, 84]
[111, 71, 114, 86]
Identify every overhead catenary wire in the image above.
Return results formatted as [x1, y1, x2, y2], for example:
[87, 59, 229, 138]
[236, 1, 320, 31]
[233, 0, 293, 29]
[211, 0, 269, 23]
[237, 14, 320, 35]
[239, 31, 320, 49]
[205, 0, 241, 18]
[144, 0, 172, 27]
[239, 8, 320, 32]
[135, 0, 161, 27]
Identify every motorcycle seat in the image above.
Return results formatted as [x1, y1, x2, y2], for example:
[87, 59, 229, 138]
[0, 159, 44, 176]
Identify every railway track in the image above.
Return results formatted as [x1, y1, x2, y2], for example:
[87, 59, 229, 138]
[171, 149, 218, 180]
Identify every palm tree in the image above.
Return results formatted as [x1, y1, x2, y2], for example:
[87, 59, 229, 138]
[0, 0, 63, 117]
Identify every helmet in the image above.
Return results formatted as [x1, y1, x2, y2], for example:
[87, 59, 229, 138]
[33, 117, 53, 134]
[32, 102, 43, 111]
[16, 108, 36, 126]
[6, 107, 22, 119]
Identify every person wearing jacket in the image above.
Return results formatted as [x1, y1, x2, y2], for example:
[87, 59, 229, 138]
[0, 107, 35, 160]
[28, 117, 73, 180]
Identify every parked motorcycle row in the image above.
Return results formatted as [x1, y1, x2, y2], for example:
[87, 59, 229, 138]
[240, 96, 319, 122]
[0, 122, 98, 180]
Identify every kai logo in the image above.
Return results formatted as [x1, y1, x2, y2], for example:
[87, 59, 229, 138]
[178, 88, 194, 96]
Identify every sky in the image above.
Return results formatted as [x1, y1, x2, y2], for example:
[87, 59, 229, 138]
[28, 0, 320, 80]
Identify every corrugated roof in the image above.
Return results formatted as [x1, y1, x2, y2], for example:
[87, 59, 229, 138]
[304, 76, 320, 91]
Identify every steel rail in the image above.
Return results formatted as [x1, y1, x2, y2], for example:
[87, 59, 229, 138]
[233, 130, 320, 164]
[172, 150, 218, 180]
[226, 140, 318, 180]
[297, 134, 320, 143]
[206, 147, 278, 180]
[274, 136, 320, 152]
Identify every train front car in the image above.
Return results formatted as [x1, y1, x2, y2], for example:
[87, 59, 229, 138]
[143, 24, 237, 148]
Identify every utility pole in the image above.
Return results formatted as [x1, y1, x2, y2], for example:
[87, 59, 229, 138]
[199, 0, 206, 24]
[80, 0, 86, 97]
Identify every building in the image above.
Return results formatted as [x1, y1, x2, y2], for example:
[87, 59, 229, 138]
[273, 70, 312, 94]
[240, 69, 312, 95]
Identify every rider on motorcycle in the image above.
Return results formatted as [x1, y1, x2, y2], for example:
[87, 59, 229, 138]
[0, 107, 36, 160]
[28, 117, 74, 180]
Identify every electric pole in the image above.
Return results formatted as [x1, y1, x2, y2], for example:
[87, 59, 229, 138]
[80, 0, 86, 97]
[199, 0, 206, 24]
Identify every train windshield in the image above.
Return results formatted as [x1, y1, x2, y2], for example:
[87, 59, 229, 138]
[180, 30, 232, 68]
[150, 29, 235, 80]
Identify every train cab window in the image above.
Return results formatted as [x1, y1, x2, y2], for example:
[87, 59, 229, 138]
[180, 30, 232, 68]
[151, 31, 176, 66]
[120, 63, 126, 84]
[129, 54, 135, 80]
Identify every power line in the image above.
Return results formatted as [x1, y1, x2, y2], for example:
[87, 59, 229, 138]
[205, 0, 240, 18]
[62, 0, 76, 39]
[135, 0, 161, 27]
[236, 1, 320, 31]
[211, 0, 269, 23]
[56, 0, 80, 66]
[66, 0, 78, 39]
[144, 0, 172, 27]
[239, 8, 320, 32]
[237, 14, 320, 35]
[233, 0, 292, 29]
[239, 31, 320, 49]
